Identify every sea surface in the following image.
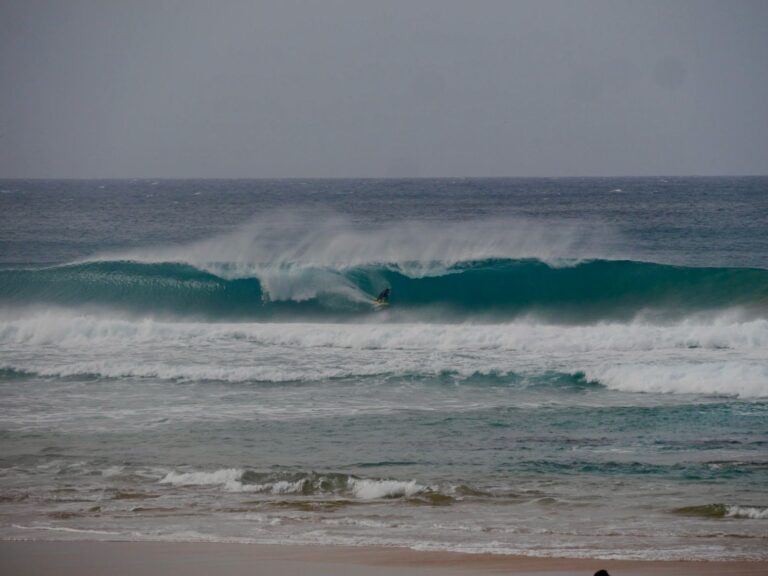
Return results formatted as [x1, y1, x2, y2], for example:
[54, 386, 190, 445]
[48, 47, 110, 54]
[0, 177, 766, 560]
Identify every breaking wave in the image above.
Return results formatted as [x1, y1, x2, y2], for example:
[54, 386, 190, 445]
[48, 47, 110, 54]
[1, 258, 766, 321]
[2, 312, 767, 397]
[674, 504, 768, 519]
[158, 469, 430, 500]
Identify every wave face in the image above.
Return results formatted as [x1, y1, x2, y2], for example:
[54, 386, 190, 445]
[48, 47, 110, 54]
[2, 258, 766, 321]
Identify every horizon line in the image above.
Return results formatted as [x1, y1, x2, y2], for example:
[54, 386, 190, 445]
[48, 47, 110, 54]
[1, 174, 767, 181]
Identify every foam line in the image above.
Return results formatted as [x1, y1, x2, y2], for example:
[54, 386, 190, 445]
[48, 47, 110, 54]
[2, 311, 767, 397]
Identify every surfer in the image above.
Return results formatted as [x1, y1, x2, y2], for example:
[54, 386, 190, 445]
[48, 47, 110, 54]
[375, 287, 390, 304]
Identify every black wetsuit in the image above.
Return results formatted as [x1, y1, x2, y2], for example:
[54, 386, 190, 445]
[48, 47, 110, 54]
[376, 288, 390, 302]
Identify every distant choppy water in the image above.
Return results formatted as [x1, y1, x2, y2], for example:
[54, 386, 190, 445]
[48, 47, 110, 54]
[0, 178, 766, 560]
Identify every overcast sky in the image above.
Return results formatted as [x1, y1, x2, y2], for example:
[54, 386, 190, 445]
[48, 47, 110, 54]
[1, 0, 766, 178]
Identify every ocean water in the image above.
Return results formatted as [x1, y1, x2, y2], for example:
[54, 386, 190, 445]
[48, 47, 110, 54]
[0, 177, 766, 560]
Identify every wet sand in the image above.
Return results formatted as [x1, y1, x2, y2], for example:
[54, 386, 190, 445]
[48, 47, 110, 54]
[1, 541, 765, 576]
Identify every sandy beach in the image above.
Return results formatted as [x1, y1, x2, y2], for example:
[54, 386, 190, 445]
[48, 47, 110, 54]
[1, 541, 766, 576]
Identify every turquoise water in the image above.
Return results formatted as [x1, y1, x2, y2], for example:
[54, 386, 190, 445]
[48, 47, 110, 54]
[0, 178, 766, 559]
[2, 258, 767, 320]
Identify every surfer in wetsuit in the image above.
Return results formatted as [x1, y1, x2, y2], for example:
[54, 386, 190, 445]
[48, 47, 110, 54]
[375, 287, 390, 303]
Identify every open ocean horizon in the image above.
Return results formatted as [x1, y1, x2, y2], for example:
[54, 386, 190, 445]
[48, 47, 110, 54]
[1, 177, 766, 560]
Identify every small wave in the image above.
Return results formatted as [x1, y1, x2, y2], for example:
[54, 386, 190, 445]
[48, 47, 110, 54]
[673, 504, 768, 519]
[11, 359, 765, 398]
[0, 367, 35, 380]
[159, 468, 245, 489]
[348, 479, 425, 499]
[158, 468, 432, 500]
[674, 504, 729, 518]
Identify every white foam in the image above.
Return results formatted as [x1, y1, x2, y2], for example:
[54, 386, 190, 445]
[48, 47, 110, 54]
[157, 469, 316, 494]
[3, 310, 766, 353]
[159, 468, 243, 487]
[583, 362, 768, 398]
[2, 311, 767, 397]
[269, 479, 308, 494]
[349, 479, 425, 499]
[228, 479, 309, 494]
[12, 524, 121, 536]
[727, 506, 768, 519]
[101, 465, 125, 477]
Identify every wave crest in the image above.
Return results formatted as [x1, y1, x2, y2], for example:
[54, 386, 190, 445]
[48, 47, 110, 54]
[2, 257, 766, 321]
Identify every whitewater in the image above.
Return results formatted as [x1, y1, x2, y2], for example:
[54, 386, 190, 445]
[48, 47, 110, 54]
[1, 177, 766, 560]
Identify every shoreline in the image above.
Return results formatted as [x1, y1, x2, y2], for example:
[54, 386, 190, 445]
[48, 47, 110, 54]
[1, 541, 766, 576]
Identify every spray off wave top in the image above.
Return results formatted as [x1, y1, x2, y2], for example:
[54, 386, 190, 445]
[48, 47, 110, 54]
[2, 215, 766, 321]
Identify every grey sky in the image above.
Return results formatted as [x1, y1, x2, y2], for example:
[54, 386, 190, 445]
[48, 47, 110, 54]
[1, 0, 766, 177]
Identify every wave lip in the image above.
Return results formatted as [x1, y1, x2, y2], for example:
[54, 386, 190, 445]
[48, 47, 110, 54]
[1, 257, 767, 321]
